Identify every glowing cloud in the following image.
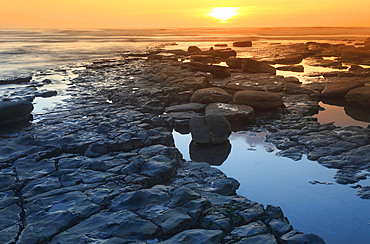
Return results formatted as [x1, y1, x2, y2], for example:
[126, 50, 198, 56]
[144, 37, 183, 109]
[208, 7, 239, 23]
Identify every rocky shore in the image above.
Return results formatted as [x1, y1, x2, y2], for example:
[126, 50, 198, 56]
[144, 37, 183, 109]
[2, 39, 370, 243]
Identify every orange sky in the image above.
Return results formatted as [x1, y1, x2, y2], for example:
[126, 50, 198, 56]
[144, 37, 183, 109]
[1, 0, 370, 28]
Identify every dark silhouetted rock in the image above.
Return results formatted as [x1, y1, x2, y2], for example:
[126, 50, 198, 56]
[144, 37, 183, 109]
[205, 103, 255, 124]
[190, 87, 233, 104]
[0, 101, 33, 126]
[233, 41, 252, 47]
[284, 83, 316, 95]
[345, 86, 370, 106]
[188, 46, 202, 53]
[321, 80, 364, 99]
[274, 54, 304, 65]
[0, 76, 32, 85]
[189, 114, 231, 144]
[233, 90, 283, 111]
[242, 59, 276, 75]
[276, 65, 304, 72]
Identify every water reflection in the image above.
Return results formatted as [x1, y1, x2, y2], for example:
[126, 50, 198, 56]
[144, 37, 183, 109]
[314, 101, 370, 128]
[189, 140, 231, 166]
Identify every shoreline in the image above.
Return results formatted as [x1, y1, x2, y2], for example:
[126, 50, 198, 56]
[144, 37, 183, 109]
[1, 38, 370, 243]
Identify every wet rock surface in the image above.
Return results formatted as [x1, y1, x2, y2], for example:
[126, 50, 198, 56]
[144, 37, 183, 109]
[4, 39, 370, 243]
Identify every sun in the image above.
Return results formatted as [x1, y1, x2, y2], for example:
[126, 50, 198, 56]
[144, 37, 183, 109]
[209, 7, 239, 23]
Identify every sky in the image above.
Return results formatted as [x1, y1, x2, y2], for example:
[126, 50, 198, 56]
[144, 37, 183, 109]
[1, 0, 370, 28]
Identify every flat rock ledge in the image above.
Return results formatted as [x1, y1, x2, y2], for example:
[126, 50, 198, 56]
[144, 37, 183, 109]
[0, 57, 325, 244]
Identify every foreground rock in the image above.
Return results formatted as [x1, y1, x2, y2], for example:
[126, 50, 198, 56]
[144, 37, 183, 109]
[0, 101, 33, 125]
[233, 90, 284, 111]
[189, 114, 232, 144]
[321, 79, 364, 99]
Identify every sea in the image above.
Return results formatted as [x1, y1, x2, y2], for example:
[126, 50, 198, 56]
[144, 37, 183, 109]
[1, 27, 370, 244]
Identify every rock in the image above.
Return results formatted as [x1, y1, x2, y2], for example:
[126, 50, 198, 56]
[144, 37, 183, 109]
[269, 219, 293, 237]
[284, 83, 316, 95]
[158, 229, 223, 244]
[356, 186, 370, 199]
[274, 54, 304, 65]
[37, 90, 57, 98]
[188, 46, 202, 53]
[0, 204, 22, 230]
[189, 114, 232, 144]
[190, 140, 231, 166]
[182, 62, 231, 79]
[190, 55, 214, 62]
[190, 87, 233, 104]
[205, 103, 255, 124]
[239, 203, 265, 224]
[276, 65, 304, 72]
[241, 58, 276, 75]
[231, 221, 268, 238]
[345, 86, 370, 106]
[0, 224, 19, 244]
[321, 79, 364, 99]
[165, 103, 207, 113]
[0, 76, 32, 85]
[0, 101, 33, 125]
[237, 234, 277, 244]
[233, 41, 252, 47]
[61, 209, 158, 240]
[170, 187, 201, 207]
[153, 209, 193, 236]
[281, 230, 325, 244]
[233, 90, 284, 111]
[226, 57, 243, 69]
[215, 43, 228, 47]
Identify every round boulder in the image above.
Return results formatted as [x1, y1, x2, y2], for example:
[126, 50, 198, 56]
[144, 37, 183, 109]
[0, 101, 34, 126]
[190, 87, 233, 104]
[345, 86, 370, 106]
[233, 90, 283, 111]
[321, 80, 364, 99]
[189, 114, 232, 144]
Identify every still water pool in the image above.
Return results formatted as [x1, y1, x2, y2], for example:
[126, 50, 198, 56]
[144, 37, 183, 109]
[173, 128, 370, 244]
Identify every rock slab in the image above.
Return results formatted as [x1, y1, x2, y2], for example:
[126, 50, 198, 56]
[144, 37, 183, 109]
[233, 90, 284, 111]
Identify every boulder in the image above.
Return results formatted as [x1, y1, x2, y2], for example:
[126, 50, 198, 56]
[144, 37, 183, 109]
[190, 88, 233, 104]
[226, 57, 243, 69]
[345, 86, 370, 106]
[276, 65, 304, 72]
[165, 103, 207, 113]
[241, 59, 276, 75]
[281, 231, 325, 244]
[205, 103, 255, 123]
[189, 114, 232, 144]
[181, 62, 231, 79]
[321, 80, 364, 99]
[274, 54, 304, 65]
[188, 46, 202, 53]
[0, 101, 34, 126]
[233, 90, 284, 111]
[233, 41, 252, 47]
